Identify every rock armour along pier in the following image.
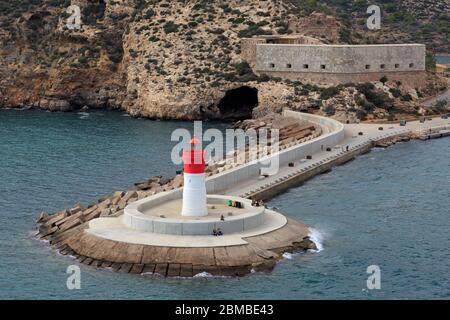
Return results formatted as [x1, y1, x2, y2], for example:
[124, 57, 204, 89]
[36, 111, 450, 277]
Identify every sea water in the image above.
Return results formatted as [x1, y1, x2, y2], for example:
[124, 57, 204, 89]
[0, 109, 449, 299]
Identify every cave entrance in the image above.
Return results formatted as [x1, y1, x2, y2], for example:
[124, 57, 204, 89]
[218, 86, 258, 120]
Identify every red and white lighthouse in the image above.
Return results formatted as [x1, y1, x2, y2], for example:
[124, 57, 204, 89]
[182, 137, 208, 217]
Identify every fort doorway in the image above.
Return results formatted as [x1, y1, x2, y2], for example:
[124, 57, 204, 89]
[218, 86, 258, 120]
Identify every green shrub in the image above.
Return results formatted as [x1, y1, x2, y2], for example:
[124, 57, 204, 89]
[129, 49, 138, 58]
[238, 24, 272, 38]
[356, 109, 367, 120]
[339, 27, 351, 43]
[323, 105, 336, 116]
[144, 9, 155, 19]
[320, 86, 341, 100]
[78, 56, 88, 64]
[163, 21, 179, 34]
[258, 74, 271, 82]
[356, 96, 374, 112]
[82, 1, 106, 24]
[357, 83, 393, 108]
[389, 88, 402, 98]
[235, 61, 252, 76]
[434, 99, 448, 110]
[400, 94, 413, 102]
[211, 28, 225, 34]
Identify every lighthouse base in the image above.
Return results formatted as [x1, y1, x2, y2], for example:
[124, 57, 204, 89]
[123, 195, 268, 236]
[182, 173, 208, 217]
[52, 194, 317, 277]
[63, 216, 314, 277]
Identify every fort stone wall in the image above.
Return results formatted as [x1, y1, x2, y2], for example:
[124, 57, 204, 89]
[256, 44, 425, 74]
[241, 36, 322, 69]
[250, 43, 426, 87]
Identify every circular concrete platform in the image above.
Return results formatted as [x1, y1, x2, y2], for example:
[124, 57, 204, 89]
[123, 195, 267, 236]
[87, 208, 287, 247]
[54, 195, 316, 277]
[63, 217, 315, 277]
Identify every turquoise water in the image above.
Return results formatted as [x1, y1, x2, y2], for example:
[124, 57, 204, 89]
[436, 55, 450, 65]
[0, 110, 449, 299]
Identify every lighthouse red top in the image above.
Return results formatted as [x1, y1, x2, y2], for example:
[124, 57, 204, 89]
[182, 137, 206, 174]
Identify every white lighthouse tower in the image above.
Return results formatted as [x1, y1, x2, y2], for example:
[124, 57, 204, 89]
[182, 137, 208, 217]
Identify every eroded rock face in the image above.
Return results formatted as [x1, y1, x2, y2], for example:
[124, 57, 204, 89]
[0, 1, 448, 120]
[0, 1, 129, 111]
[1, 1, 288, 119]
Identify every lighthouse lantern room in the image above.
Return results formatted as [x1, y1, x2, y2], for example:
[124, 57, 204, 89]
[182, 137, 208, 217]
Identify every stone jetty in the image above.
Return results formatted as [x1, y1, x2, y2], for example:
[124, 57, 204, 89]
[37, 177, 317, 277]
[36, 111, 450, 277]
[36, 114, 319, 277]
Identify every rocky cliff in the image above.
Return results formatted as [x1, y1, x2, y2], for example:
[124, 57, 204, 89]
[0, 0, 448, 122]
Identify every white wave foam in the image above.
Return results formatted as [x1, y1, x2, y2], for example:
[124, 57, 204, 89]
[78, 112, 90, 119]
[38, 238, 50, 245]
[308, 228, 325, 253]
[192, 272, 230, 279]
[193, 271, 213, 278]
[282, 252, 293, 260]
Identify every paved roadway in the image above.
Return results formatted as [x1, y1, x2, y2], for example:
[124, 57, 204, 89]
[226, 117, 450, 199]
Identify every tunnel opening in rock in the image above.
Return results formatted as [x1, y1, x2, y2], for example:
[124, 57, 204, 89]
[218, 86, 258, 120]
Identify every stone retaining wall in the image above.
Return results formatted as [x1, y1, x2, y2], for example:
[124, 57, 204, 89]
[124, 195, 266, 236]
[125, 110, 345, 212]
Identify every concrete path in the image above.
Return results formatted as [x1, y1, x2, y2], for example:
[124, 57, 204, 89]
[225, 117, 450, 199]
[87, 209, 287, 247]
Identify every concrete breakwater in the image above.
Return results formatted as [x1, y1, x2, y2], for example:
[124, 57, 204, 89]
[242, 132, 415, 201]
[36, 114, 323, 277]
[35, 111, 450, 277]
[36, 181, 316, 277]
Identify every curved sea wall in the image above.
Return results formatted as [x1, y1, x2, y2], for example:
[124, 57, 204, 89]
[205, 110, 344, 194]
[122, 110, 345, 213]
[124, 195, 266, 236]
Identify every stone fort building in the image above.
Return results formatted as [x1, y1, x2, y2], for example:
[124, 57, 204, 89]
[241, 35, 426, 88]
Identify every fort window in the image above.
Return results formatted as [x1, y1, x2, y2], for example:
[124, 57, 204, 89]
[321, 65, 326, 70]
[286, 63, 292, 69]
[365, 65, 371, 70]
[269, 63, 275, 68]
[409, 63, 414, 68]
[380, 64, 386, 69]
[395, 64, 400, 69]
[303, 64, 309, 69]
